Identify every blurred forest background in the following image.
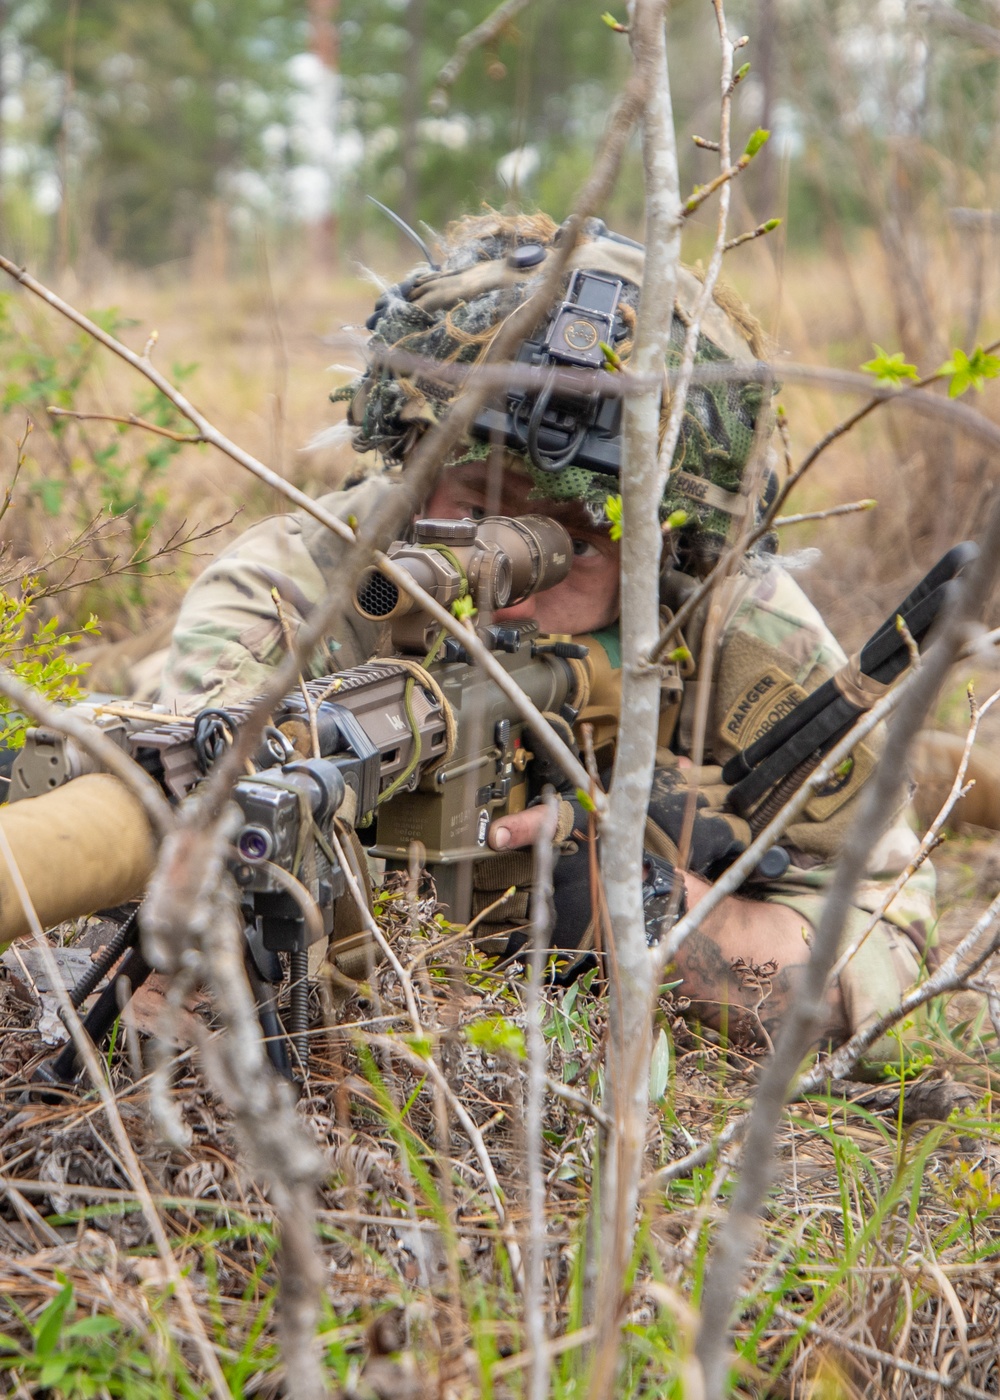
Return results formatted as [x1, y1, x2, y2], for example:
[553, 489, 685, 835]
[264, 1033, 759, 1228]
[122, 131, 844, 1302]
[1, 0, 1000, 679]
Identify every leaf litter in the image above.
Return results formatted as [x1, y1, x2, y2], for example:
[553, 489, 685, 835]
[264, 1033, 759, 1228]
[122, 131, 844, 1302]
[0, 853, 998, 1397]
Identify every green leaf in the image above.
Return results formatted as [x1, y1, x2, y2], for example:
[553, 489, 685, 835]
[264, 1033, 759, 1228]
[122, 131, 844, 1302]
[743, 128, 770, 159]
[860, 345, 919, 387]
[763, 218, 782, 232]
[466, 1016, 526, 1060]
[600, 11, 627, 30]
[63, 1316, 121, 1339]
[599, 340, 622, 372]
[39, 1357, 72, 1388]
[575, 788, 596, 813]
[938, 345, 1000, 397]
[665, 508, 688, 531]
[36, 477, 65, 517]
[604, 493, 623, 541]
[404, 1034, 432, 1059]
[734, 61, 751, 83]
[33, 1277, 74, 1359]
[452, 593, 477, 621]
[649, 1028, 671, 1102]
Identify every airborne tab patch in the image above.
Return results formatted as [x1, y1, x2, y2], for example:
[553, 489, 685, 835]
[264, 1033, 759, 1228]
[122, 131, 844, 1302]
[721, 667, 808, 748]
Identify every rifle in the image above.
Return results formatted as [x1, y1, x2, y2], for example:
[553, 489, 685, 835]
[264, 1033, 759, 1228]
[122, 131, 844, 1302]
[722, 541, 978, 830]
[5, 514, 588, 1083]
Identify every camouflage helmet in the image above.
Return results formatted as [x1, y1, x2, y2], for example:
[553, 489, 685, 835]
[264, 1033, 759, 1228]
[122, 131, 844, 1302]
[334, 211, 775, 555]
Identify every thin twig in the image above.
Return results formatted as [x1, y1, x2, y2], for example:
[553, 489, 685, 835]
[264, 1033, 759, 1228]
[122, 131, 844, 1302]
[723, 219, 781, 252]
[47, 406, 206, 443]
[832, 686, 1000, 982]
[526, 792, 558, 1400]
[770, 1305, 974, 1392]
[773, 498, 876, 527]
[431, 0, 534, 103]
[789, 334, 1000, 483]
[367, 1033, 525, 1289]
[692, 504, 1000, 1398]
[0, 420, 28, 527]
[0, 825, 230, 1400]
[0, 666, 173, 839]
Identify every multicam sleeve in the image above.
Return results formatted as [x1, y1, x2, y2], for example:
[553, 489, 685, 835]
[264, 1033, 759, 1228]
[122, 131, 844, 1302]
[708, 561, 938, 1064]
[159, 478, 395, 712]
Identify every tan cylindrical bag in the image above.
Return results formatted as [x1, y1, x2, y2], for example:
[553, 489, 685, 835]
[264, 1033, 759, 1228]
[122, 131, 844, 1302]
[0, 774, 156, 944]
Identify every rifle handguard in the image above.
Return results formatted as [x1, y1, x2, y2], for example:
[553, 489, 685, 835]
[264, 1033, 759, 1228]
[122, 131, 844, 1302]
[0, 773, 156, 943]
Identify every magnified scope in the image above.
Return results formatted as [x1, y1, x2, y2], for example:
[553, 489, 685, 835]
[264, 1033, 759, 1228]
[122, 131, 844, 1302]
[354, 515, 573, 626]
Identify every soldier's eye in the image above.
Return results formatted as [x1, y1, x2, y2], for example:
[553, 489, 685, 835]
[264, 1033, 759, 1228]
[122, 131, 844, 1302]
[572, 537, 600, 558]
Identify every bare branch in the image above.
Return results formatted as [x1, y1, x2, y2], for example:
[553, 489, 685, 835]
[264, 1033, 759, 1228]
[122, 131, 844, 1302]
[722, 217, 781, 252]
[692, 496, 1000, 1398]
[788, 334, 1000, 483]
[588, 0, 677, 1385]
[47, 405, 207, 443]
[526, 792, 558, 1400]
[142, 825, 331, 1399]
[0, 420, 28, 528]
[914, 0, 1000, 56]
[823, 683, 997, 980]
[773, 498, 876, 527]
[430, 0, 534, 105]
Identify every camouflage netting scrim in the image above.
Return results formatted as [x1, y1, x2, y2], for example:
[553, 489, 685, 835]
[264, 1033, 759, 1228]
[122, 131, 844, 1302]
[333, 211, 774, 548]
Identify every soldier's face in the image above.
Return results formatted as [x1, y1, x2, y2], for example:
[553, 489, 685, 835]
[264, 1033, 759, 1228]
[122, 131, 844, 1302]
[423, 462, 621, 635]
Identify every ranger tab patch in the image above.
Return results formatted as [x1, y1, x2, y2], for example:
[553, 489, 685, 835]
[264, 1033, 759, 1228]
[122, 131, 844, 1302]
[721, 667, 808, 749]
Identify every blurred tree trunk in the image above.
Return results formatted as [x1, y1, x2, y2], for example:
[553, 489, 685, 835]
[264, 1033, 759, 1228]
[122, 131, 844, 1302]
[754, 0, 776, 219]
[401, 0, 428, 237]
[0, 0, 6, 249]
[57, 0, 79, 274]
[309, 0, 339, 268]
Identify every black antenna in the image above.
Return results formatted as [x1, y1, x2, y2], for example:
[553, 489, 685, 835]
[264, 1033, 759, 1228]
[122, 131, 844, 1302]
[367, 196, 440, 269]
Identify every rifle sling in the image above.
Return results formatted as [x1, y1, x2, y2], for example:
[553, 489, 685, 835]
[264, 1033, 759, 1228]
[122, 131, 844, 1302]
[724, 580, 952, 816]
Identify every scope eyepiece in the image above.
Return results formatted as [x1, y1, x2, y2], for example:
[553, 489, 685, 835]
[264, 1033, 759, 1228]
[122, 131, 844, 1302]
[354, 516, 573, 649]
[476, 515, 571, 603]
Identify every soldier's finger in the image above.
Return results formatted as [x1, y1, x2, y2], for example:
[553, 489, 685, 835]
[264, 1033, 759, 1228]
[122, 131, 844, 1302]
[488, 806, 550, 851]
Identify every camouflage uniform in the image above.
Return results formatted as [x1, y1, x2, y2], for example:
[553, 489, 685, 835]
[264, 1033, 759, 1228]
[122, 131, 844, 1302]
[687, 560, 935, 1059]
[159, 476, 393, 711]
[160, 481, 935, 1067]
[160, 208, 935, 1066]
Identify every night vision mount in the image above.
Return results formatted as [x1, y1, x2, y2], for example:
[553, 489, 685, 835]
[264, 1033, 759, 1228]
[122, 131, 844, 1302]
[472, 260, 632, 477]
[364, 196, 637, 479]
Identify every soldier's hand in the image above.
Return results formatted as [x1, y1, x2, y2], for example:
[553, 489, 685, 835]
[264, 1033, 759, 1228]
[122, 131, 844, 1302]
[489, 800, 578, 851]
[488, 806, 555, 851]
[647, 765, 750, 878]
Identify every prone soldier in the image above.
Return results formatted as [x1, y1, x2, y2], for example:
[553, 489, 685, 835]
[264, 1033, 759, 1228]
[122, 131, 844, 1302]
[150, 209, 938, 1070]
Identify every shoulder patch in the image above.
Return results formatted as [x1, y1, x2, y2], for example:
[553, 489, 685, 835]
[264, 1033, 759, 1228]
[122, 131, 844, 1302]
[804, 741, 877, 822]
[720, 667, 808, 748]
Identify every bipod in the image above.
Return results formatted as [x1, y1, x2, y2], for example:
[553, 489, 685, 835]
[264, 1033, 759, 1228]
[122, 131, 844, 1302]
[29, 909, 302, 1098]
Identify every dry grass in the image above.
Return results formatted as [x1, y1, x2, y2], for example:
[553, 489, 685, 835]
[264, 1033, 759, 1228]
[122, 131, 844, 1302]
[2, 236, 1000, 1394]
[0, 837, 999, 1397]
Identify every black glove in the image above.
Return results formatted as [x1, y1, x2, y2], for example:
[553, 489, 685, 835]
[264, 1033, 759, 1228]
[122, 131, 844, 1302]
[647, 765, 751, 880]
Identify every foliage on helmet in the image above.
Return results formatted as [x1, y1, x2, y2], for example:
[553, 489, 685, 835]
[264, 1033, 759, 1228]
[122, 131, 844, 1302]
[333, 210, 774, 551]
